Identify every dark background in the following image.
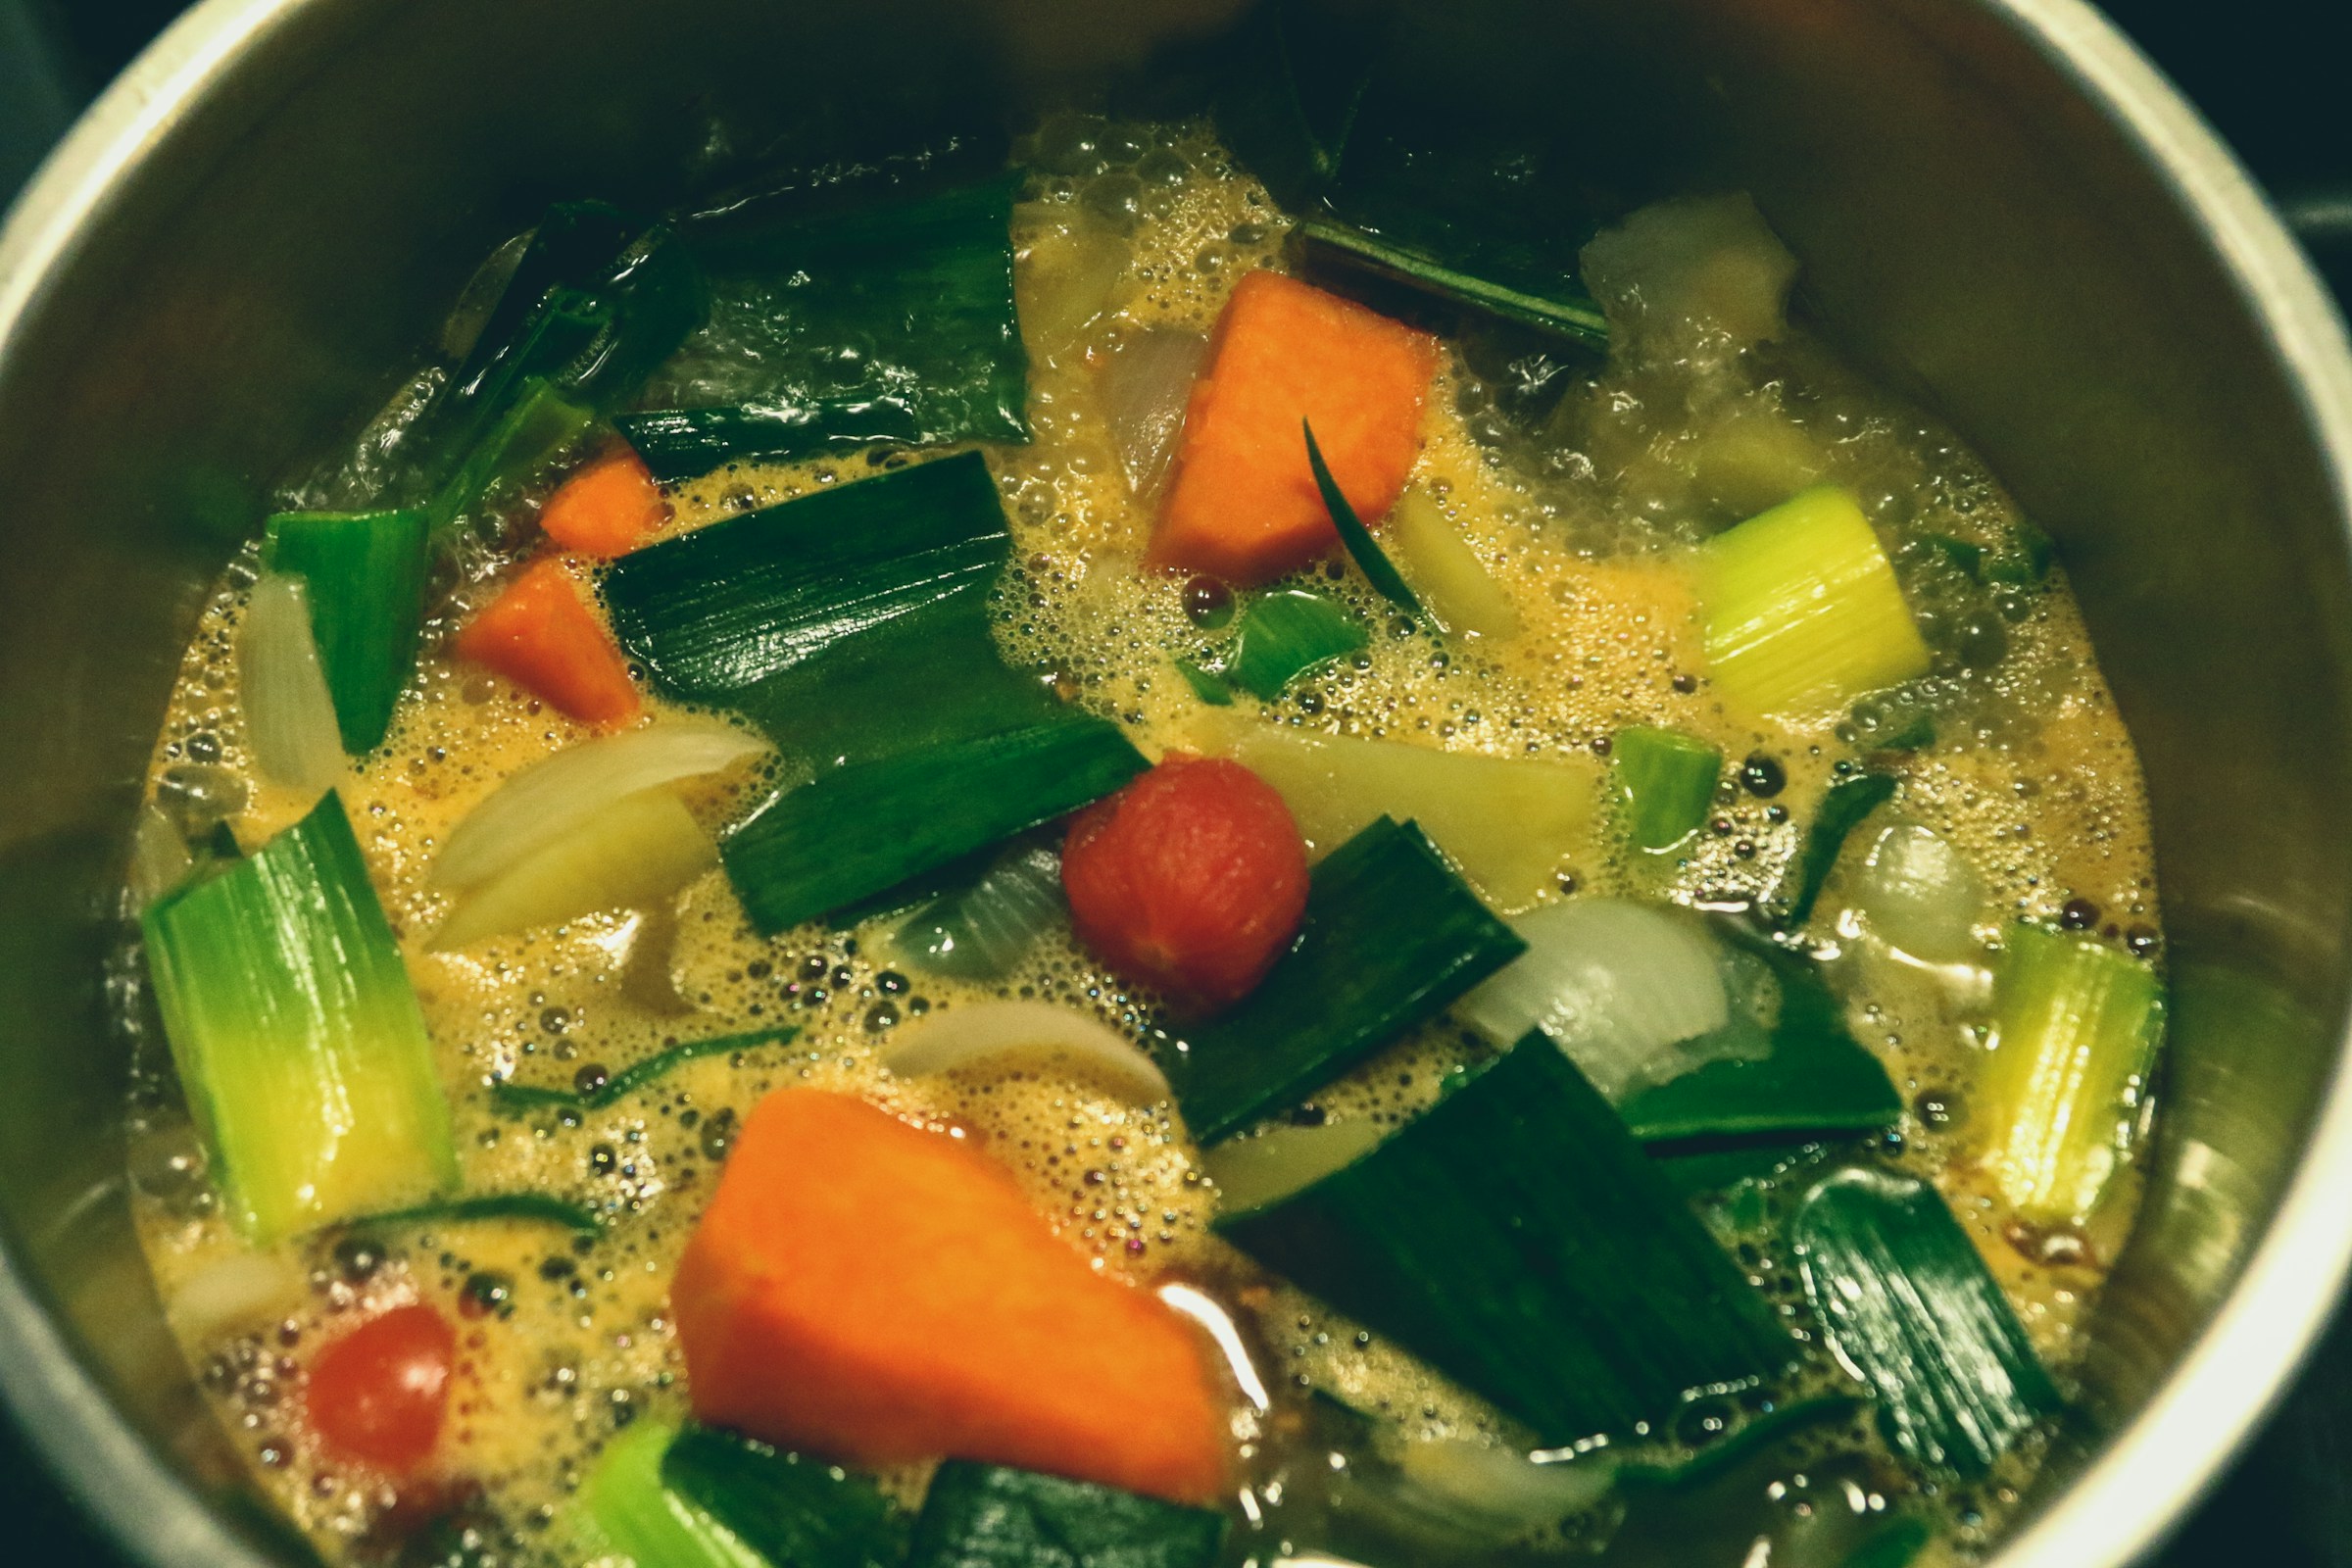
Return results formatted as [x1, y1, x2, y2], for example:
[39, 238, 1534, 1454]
[1, 0, 2346, 1562]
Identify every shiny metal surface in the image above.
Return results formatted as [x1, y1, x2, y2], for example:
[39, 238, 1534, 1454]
[4, 2, 2350, 1565]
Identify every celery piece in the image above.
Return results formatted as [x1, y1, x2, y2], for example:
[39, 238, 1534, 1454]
[141, 793, 457, 1243]
[580, 1421, 767, 1568]
[264, 508, 431, 753]
[1697, 487, 1931, 716]
[1224, 589, 1370, 700]
[1304, 418, 1423, 617]
[1975, 923, 2166, 1225]
[1611, 725, 1721, 853]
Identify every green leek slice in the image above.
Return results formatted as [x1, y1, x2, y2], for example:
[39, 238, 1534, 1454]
[905, 1462, 1225, 1568]
[722, 716, 1147, 936]
[666, 1427, 907, 1568]
[263, 509, 431, 753]
[1177, 816, 1525, 1145]
[1975, 923, 2166, 1225]
[620, 178, 1029, 481]
[1791, 1166, 2060, 1476]
[1611, 725, 1721, 853]
[141, 792, 457, 1243]
[1224, 589, 1369, 700]
[1698, 487, 1931, 716]
[579, 1421, 766, 1568]
[1219, 1036, 1794, 1441]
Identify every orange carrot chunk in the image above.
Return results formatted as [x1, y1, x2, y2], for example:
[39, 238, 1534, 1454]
[1151, 270, 1440, 586]
[452, 557, 640, 726]
[671, 1089, 1228, 1505]
[539, 446, 670, 558]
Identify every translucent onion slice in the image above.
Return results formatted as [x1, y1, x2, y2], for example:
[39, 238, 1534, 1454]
[238, 574, 346, 793]
[1200, 1119, 1388, 1216]
[167, 1250, 309, 1347]
[431, 788, 719, 950]
[880, 1000, 1168, 1100]
[1100, 328, 1210, 495]
[1391, 1439, 1619, 1538]
[1461, 899, 1731, 1100]
[1848, 822, 1987, 964]
[128, 803, 195, 908]
[433, 718, 764, 892]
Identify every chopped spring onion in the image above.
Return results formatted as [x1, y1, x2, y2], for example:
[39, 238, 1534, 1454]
[1614, 931, 1903, 1145]
[665, 1426, 908, 1568]
[906, 1462, 1226, 1568]
[1177, 817, 1526, 1146]
[1102, 328, 1210, 494]
[1975, 923, 2166, 1225]
[141, 793, 457, 1242]
[1224, 590, 1370, 701]
[722, 715, 1148, 936]
[430, 786, 718, 950]
[1304, 418, 1423, 616]
[1792, 1166, 2060, 1476]
[892, 843, 1066, 979]
[881, 1000, 1168, 1100]
[1219, 1035, 1794, 1440]
[238, 575, 346, 794]
[1781, 771, 1899, 929]
[262, 508, 431, 753]
[1199, 1118, 1389, 1214]
[579, 1421, 767, 1568]
[1458, 899, 1739, 1101]
[1192, 710, 1598, 912]
[433, 718, 764, 893]
[621, 179, 1028, 481]
[492, 1028, 794, 1115]
[1610, 725, 1721, 853]
[1697, 487, 1930, 717]
[1385, 488, 1519, 641]
[359, 1192, 604, 1234]
[1847, 821, 1986, 963]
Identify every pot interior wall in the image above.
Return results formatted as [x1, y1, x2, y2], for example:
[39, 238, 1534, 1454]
[2, 0, 2345, 1561]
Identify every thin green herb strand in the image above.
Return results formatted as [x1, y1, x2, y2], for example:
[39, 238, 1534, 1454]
[490, 1027, 798, 1115]
[1302, 418, 1428, 621]
[356, 1192, 605, 1234]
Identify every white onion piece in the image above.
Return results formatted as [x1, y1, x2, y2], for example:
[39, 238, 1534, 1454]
[1579, 192, 1798, 352]
[1100, 328, 1209, 495]
[432, 788, 718, 950]
[1393, 1439, 1618, 1536]
[1850, 822, 1986, 964]
[168, 1250, 308, 1347]
[1461, 899, 1731, 1100]
[128, 803, 194, 908]
[1200, 1119, 1388, 1215]
[881, 1000, 1168, 1100]
[238, 574, 346, 794]
[434, 718, 764, 892]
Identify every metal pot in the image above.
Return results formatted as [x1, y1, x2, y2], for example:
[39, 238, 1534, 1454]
[5, 0, 2349, 1562]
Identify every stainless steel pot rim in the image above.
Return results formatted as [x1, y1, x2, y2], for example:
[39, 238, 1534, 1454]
[5, 2, 2352, 1565]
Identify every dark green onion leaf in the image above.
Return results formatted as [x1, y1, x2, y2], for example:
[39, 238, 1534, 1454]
[141, 793, 457, 1243]
[1224, 589, 1369, 701]
[1780, 772, 1899, 928]
[564, 220, 710, 414]
[428, 376, 598, 529]
[263, 509, 430, 753]
[1210, 0, 1379, 210]
[1611, 725, 1721, 853]
[1791, 1166, 2060, 1476]
[906, 1461, 1226, 1568]
[450, 200, 637, 408]
[621, 179, 1028, 482]
[1219, 1035, 1794, 1441]
[491, 1027, 797, 1115]
[1304, 418, 1424, 617]
[1616, 1395, 1863, 1489]
[663, 1426, 907, 1568]
[1846, 1516, 1935, 1568]
[895, 842, 1066, 980]
[1299, 219, 1610, 348]
[723, 716, 1148, 936]
[1177, 816, 1525, 1145]
[1619, 932, 1902, 1145]
[1173, 658, 1235, 707]
[359, 1192, 604, 1234]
